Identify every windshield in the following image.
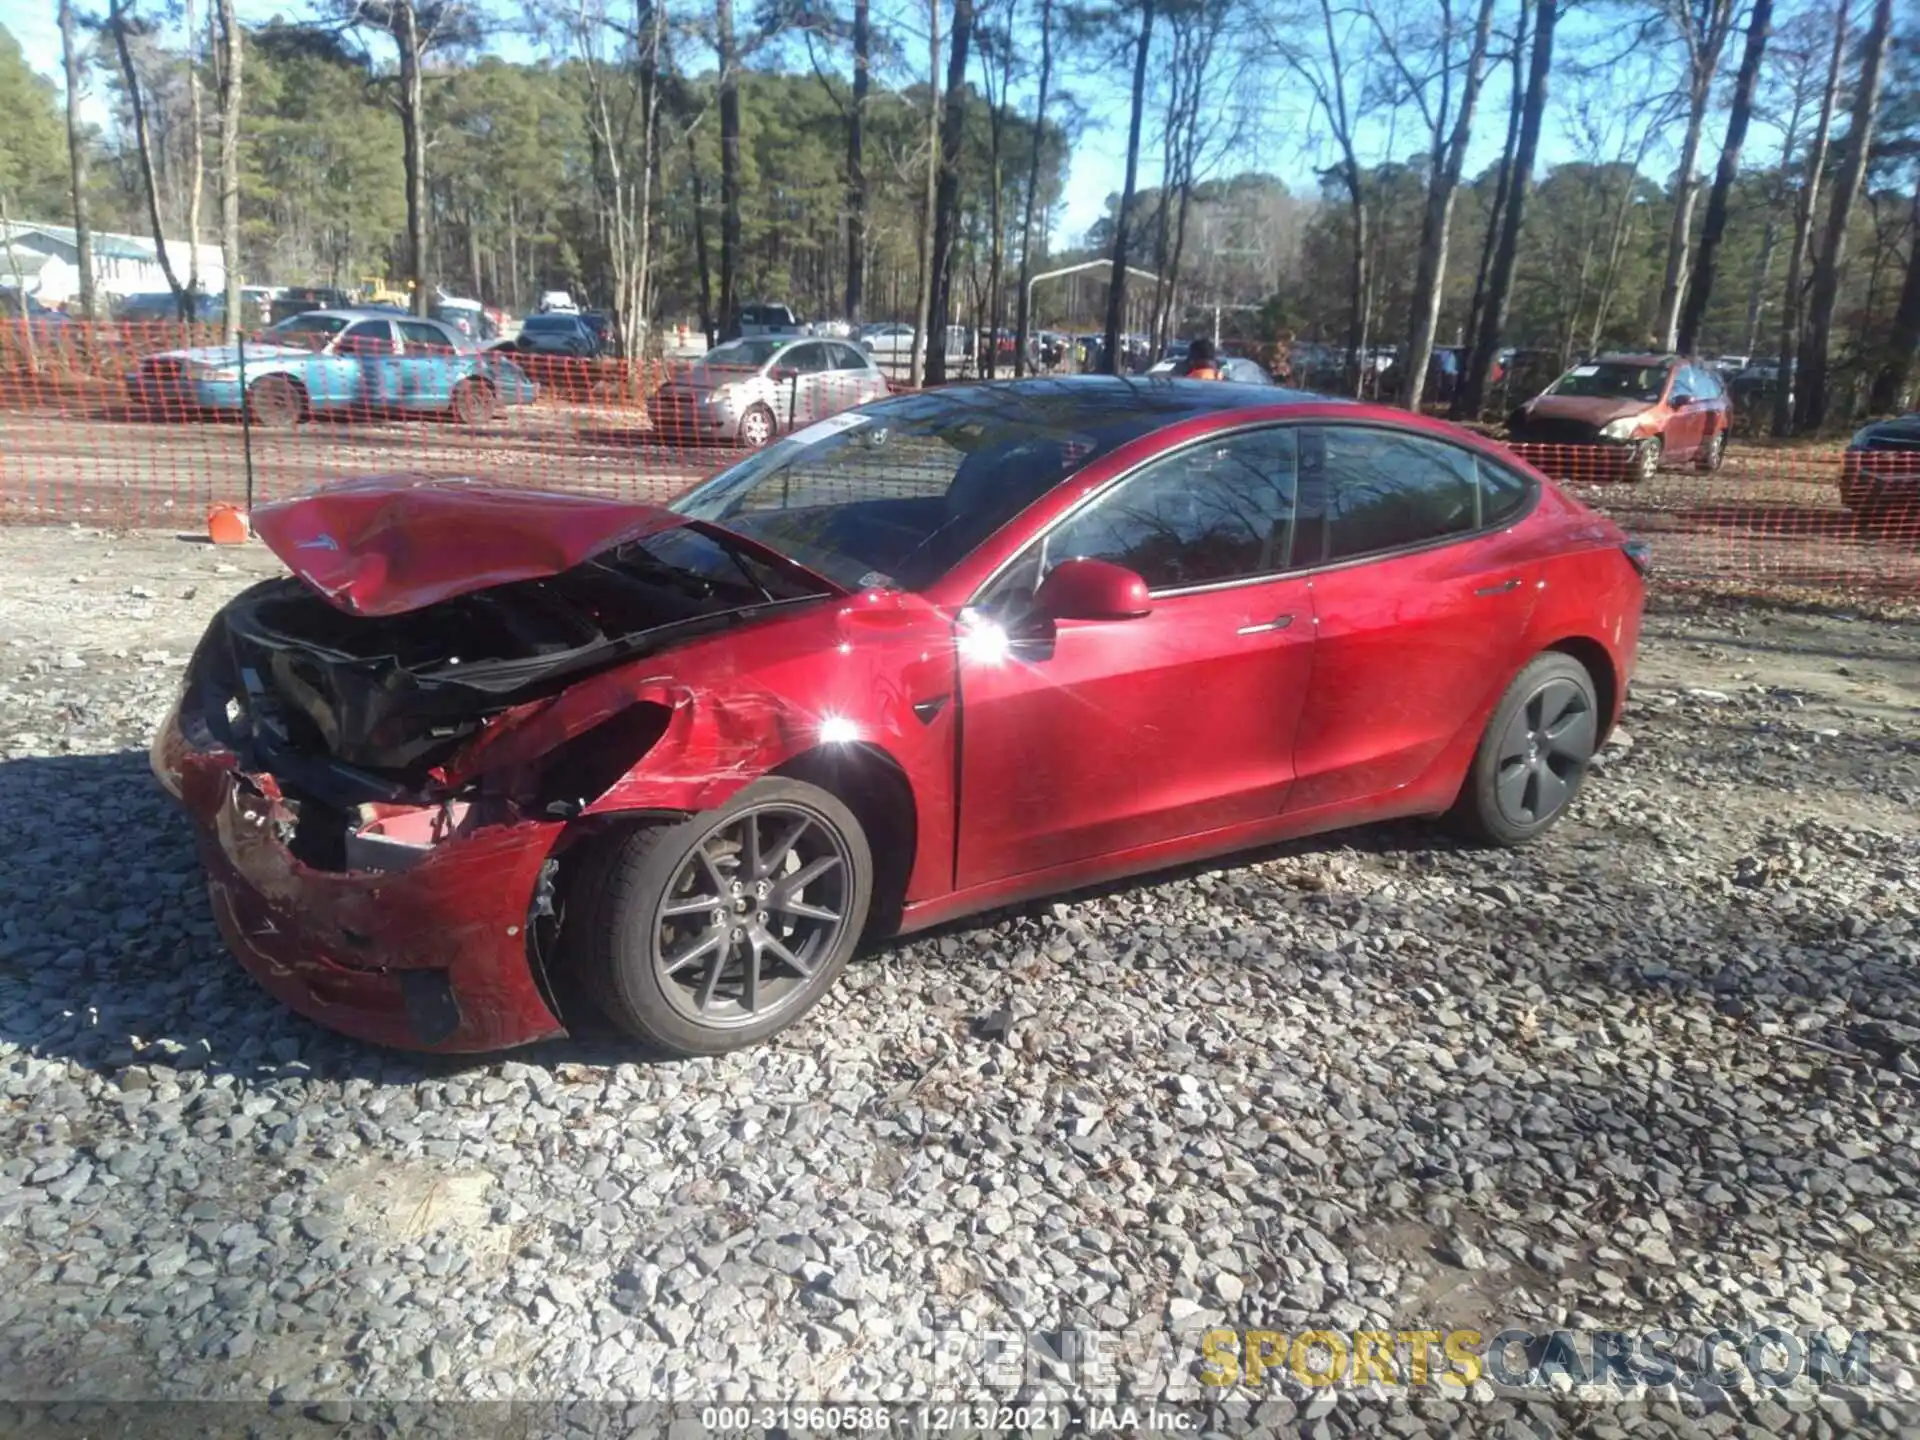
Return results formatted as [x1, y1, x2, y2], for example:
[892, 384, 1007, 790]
[1549, 361, 1670, 403]
[701, 339, 787, 370]
[671, 384, 1195, 591]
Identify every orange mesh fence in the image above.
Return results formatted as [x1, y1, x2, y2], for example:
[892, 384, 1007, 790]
[1, 321, 1916, 605]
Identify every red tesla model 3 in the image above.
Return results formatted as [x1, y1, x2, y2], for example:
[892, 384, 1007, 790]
[153, 377, 1646, 1056]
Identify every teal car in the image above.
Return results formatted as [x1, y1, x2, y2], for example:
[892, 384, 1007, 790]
[127, 309, 535, 426]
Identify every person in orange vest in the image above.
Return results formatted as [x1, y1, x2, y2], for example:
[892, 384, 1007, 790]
[1180, 336, 1224, 379]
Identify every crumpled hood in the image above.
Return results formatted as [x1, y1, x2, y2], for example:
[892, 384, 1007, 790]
[251, 475, 842, 619]
[1516, 395, 1655, 428]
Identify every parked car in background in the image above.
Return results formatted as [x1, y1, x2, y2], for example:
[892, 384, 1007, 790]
[650, 335, 890, 447]
[117, 290, 224, 324]
[153, 378, 1646, 1055]
[1145, 354, 1275, 385]
[1507, 353, 1731, 481]
[269, 287, 353, 325]
[515, 312, 600, 358]
[2, 286, 73, 341]
[734, 303, 806, 339]
[537, 290, 579, 314]
[1840, 413, 1920, 524]
[857, 321, 973, 376]
[128, 309, 521, 426]
[579, 310, 617, 356]
[433, 298, 499, 345]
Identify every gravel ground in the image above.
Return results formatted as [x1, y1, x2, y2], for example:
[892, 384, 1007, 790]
[1, 527, 1918, 1437]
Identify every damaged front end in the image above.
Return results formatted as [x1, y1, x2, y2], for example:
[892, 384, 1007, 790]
[156, 515, 836, 1052]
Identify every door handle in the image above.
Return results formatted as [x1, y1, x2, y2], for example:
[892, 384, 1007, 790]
[1236, 614, 1295, 635]
[1475, 578, 1522, 596]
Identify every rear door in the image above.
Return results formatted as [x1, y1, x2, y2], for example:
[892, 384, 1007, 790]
[1285, 424, 1542, 817]
[397, 319, 462, 408]
[956, 426, 1315, 887]
[780, 342, 834, 427]
[315, 318, 399, 410]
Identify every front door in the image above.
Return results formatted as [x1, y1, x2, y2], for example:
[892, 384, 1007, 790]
[957, 426, 1313, 889]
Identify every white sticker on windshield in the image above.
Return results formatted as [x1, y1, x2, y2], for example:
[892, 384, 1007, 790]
[787, 412, 868, 448]
[1568, 364, 1599, 376]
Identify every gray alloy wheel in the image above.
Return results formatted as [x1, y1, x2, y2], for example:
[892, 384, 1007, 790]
[1628, 435, 1662, 483]
[650, 802, 854, 1028]
[576, 778, 873, 1056]
[1451, 652, 1601, 846]
[738, 404, 776, 448]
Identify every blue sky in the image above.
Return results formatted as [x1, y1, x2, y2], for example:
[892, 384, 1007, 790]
[2, 0, 1744, 248]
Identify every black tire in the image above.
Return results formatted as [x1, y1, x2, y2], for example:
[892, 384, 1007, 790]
[737, 403, 777, 448]
[574, 777, 874, 1056]
[247, 374, 303, 428]
[1450, 652, 1601, 846]
[449, 376, 497, 426]
[1627, 436, 1662, 484]
[1695, 428, 1727, 472]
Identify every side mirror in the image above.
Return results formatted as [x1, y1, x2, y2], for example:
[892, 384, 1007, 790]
[1670, 393, 1694, 407]
[1032, 558, 1153, 622]
[770, 366, 798, 382]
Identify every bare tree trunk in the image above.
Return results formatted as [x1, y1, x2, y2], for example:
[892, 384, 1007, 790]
[1867, 178, 1920, 413]
[688, 130, 715, 340]
[716, 0, 742, 338]
[909, 0, 939, 387]
[1012, 0, 1052, 376]
[845, 0, 869, 327]
[1774, 2, 1846, 436]
[1460, 6, 1525, 380]
[1654, 109, 1707, 350]
[1799, 0, 1891, 431]
[634, 0, 663, 359]
[60, 0, 98, 321]
[925, 0, 975, 385]
[1676, 0, 1771, 355]
[1458, 0, 1556, 418]
[392, 0, 430, 316]
[108, 0, 189, 315]
[214, 0, 242, 342]
[184, 0, 205, 306]
[1403, 0, 1498, 410]
[1102, 0, 1155, 376]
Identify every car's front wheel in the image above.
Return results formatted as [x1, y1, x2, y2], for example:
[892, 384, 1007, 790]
[1627, 436, 1662, 483]
[575, 779, 874, 1056]
[1451, 652, 1600, 846]
[737, 403, 776, 448]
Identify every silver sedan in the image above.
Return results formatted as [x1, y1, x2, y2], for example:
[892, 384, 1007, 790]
[651, 337, 891, 447]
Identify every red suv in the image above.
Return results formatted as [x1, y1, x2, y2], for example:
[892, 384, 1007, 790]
[1507, 353, 1733, 482]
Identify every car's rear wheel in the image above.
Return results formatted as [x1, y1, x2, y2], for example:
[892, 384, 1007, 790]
[1695, 429, 1727, 472]
[1451, 652, 1600, 846]
[575, 779, 873, 1056]
[247, 374, 303, 428]
[1627, 436, 1662, 483]
[449, 377, 497, 425]
[738, 404, 776, 448]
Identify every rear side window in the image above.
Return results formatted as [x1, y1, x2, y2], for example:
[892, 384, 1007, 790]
[1305, 427, 1478, 563]
[1479, 455, 1534, 527]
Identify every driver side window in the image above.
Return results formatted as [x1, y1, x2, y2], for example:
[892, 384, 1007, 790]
[983, 428, 1298, 606]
